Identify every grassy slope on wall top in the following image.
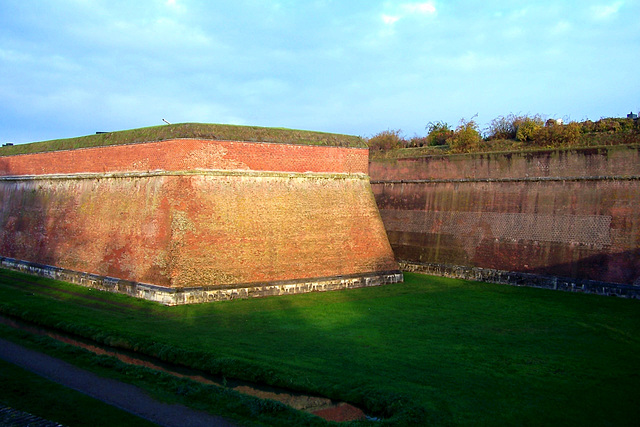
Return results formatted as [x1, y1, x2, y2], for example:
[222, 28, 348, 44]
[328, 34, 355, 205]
[0, 123, 367, 156]
[371, 137, 640, 160]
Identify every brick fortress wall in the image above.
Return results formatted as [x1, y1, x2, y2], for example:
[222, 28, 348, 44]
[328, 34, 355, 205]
[0, 139, 401, 304]
[0, 139, 369, 176]
[370, 145, 640, 291]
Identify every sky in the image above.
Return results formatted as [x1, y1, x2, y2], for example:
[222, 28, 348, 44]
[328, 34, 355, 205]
[1, 0, 639, 144]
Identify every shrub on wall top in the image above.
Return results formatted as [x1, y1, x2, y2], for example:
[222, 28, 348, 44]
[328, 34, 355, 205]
[516, 118, 543, 142]
[426, 121, 453, 146]
[367, 129, 405, 151]
[532, 121, 582, 146]
[487, 114, 519, 140]
[450, 117, 482, 153]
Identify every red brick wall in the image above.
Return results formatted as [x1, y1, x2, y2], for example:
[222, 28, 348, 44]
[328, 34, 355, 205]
[370, 146, 640, 180]
[0, 140, 398, 290]
[0, 139, 369, 176]
[0, 174, 396, 288]
[371, 145, 640, 285]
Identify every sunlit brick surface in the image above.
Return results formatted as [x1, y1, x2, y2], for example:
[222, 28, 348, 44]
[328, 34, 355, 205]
[0, 139, 398, 299]
[0, 139, 369, 176]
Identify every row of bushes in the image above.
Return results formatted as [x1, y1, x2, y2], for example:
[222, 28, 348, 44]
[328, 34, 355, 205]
[368, 114, 640, 153]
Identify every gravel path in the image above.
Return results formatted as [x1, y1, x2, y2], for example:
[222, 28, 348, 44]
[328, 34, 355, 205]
[0, 337, 235, 427]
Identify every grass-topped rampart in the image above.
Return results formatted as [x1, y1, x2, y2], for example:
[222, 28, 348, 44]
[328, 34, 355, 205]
[0, 122, 367, 156]
[373, 140, 640, 161]
[369, 115, 640, 159]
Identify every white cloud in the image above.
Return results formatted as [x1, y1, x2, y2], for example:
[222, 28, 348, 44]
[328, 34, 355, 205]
[434, 51, 512, 73]
[551, 20, 572, 35]
[590, 1, 624, 20]
[104, 16, 211, 50]
[402, 2, 437, 15]
[382, 14, 400, 25]
[238, 78, 290, 100]
[381, 1, 436, 25]
[502, 27, 524, 39]
[2, 0, 639, 143]
[165, 0, 186, 13]
[0, 48, 31, 63]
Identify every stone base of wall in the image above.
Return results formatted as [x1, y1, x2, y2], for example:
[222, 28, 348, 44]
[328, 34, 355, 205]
[400, 261, 640, 299]
[0, 257, 403, 305]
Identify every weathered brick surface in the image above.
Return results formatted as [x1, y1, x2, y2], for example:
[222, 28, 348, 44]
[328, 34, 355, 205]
[1, 173, 397, 290]
[0, 139, 369, 176]
[371, 145, 640, 286]
[0, 138, 399, 300]
[370, 145, 640, 181]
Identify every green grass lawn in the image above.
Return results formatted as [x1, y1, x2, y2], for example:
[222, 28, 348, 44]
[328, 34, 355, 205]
[0, 269, 638, 426]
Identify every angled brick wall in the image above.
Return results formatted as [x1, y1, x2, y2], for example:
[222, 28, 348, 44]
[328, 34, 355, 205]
[0, 139, 399, 303]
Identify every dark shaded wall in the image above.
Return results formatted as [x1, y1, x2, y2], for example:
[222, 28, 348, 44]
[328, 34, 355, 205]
[370, 145, 640, 285]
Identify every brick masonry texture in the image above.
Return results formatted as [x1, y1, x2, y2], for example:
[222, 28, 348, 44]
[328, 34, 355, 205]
[0, 139, 369, 176]
[370, 145, 640, 181]
[0, 139, 399, 302]
[370, 145, 640, 287]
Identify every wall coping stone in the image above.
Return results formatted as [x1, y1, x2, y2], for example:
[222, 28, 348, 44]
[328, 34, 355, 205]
[0, 169, 370, 181]
[372, 175, 640, 184]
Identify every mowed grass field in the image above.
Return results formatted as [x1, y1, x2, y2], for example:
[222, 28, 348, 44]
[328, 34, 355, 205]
[0, 269, 638, 426]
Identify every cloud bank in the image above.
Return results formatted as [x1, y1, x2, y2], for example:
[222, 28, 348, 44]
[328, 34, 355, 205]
[0, 0, 638, 143]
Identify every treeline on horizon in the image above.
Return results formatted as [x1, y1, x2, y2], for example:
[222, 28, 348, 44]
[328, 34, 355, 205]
[367, 113, 640, 155]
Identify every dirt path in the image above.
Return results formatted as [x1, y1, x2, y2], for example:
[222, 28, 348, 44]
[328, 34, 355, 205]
[0, 337, 235, 427]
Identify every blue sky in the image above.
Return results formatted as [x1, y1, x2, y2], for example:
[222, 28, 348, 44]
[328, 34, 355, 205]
[1, 0, 639, 144]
